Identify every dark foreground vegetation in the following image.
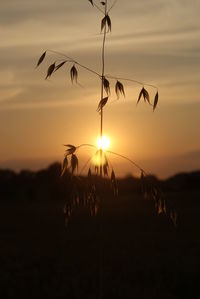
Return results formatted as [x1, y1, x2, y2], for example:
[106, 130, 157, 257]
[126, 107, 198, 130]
[0, 163, 200, 299]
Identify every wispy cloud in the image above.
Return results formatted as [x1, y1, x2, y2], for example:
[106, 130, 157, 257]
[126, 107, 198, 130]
[0, 0, 199, 109]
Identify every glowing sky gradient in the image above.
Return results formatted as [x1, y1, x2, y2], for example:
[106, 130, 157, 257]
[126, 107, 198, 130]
[0, 0, 200, 178]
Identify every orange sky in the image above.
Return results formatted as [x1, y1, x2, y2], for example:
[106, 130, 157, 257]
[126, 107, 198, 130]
[0, 0, 200, 178]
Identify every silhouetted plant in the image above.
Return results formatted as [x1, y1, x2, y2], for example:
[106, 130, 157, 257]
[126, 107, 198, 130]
[36, 0, 177, 228]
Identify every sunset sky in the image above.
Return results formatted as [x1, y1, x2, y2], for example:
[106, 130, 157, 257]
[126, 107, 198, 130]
[0, 0, 200, 178]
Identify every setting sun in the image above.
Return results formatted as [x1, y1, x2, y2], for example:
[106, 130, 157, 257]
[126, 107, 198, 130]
[97, 136, 110, 151]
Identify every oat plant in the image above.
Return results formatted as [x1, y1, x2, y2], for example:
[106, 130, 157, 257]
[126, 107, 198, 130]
[36, 0, 177, 227]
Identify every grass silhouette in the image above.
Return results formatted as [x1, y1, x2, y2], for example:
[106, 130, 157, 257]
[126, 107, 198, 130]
[36, 0, 177, 226]
[36, 3, 177, 297]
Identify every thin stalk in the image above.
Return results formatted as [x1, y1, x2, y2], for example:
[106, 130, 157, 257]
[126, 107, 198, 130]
[106, 150, 164, 196]
[106, 150, 146, 174]
[99, 3, 108, 299]
[75, 61, 101, 78]
[106, 74, 158, 90]
[93, 2, 105, 14]
[108, 0, 118, 13]
[100, 0, 108, 177]
[78, 155, 95, 176]
[77, 144, 97, 150]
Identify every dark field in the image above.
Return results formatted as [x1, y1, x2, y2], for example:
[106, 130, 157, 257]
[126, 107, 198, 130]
[0, 168, 200, 298]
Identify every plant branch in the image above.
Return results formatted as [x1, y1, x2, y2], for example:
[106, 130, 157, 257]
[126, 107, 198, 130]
[93, 2, 105, 14]
[45, 51, 158, 90]
[76, 144, 164, 197]
[47, 49, 101, 78]
[79, 155, 94, 176]
[75, 62, 101, 78]
[106, 149, 164, 195]
[106, 74, 158, 90]
[106, 150, 147, 175]
[108, 0, 118, 13]
[77, 144, 97, 150]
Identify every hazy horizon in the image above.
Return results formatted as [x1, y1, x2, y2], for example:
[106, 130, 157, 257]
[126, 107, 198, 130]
[1, 147, 200, 180]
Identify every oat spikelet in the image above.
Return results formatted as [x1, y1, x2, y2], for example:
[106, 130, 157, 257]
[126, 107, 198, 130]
[115, 80, 125, 98]
[153, 91, 159, 111]
[36, 51, 46, 68]
[45, 63, 55, 79]
[97, 97, 108, 112]
[70, 65, 78, 84]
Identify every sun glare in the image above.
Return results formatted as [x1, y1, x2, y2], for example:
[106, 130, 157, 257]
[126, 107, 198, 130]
[97, 136, 110, 151]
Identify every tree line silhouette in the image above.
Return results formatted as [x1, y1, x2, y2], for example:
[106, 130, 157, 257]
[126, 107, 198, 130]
[1, 162, 199, 202]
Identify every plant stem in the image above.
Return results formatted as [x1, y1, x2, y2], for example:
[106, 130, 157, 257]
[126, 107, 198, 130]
[100, 0, 108, 177]
[99, 4, 108, 299]
[106, 150, 145, 174]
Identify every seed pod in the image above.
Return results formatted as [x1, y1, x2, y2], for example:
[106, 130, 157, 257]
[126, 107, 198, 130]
[45, 63, 55, 79]
[137, 87, 150, 104]
[115, 80, 125, 98]
[70, 65, 78, 84]
[101, 16, 106, 32]
[88, 0, 93, 6]
[101, 14, 112, 32]
[54, 61, 67, 72]
[97, 97, 108, 112]
[153, 91, 159, 111]
[103, 77, 110, 95]
[64, 144, 76, 156]
[36, 51, 46, 68]
[106, 15, 112, 32]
